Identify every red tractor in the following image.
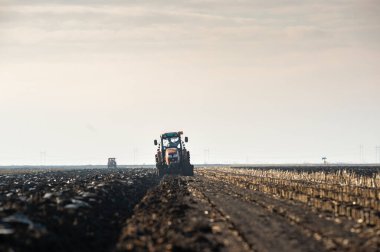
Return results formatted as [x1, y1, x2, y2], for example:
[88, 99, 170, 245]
[154, 131, 194, 177]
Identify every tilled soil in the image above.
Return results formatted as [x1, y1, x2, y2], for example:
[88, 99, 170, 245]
[1, 167, 379, 252]
[117, 176, 250, 252]
[0, 168, 159, 252]
[117, 171, 380, 252]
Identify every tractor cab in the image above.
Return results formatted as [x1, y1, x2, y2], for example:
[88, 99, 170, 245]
[157, 132, 184, 164]
[161, 132, 184, 149]
[107, 158, 117, 169]
[155, 132, 188, 160]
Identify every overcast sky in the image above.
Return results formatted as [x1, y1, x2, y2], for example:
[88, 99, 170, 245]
[0, 0, 379, 165]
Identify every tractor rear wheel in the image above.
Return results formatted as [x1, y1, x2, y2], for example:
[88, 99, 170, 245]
[157, 169, 165, 177]
[182, 164, 194, 176]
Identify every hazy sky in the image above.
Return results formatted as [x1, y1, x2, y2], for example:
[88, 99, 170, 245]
[0, 0, 379, 165]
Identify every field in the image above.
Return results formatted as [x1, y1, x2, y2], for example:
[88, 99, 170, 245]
[1, 166, 380, 251]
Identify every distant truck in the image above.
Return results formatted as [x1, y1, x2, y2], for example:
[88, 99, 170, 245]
[154, 131, 194, 176]
[108, 158, 117, 168]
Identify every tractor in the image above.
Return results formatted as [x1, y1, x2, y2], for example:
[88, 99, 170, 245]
[154, 131, 194, 177]
[107, 158, 117, 169]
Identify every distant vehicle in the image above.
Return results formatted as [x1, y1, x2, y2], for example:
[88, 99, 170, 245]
[108, 158, 117, 168]
[154, 131, 194, 177]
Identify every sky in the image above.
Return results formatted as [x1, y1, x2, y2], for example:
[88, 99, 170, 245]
[0, 0, 379, 165]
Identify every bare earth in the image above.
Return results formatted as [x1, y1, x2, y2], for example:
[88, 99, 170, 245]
[118, 169, 380, 252]
[1, 167, 380, 251]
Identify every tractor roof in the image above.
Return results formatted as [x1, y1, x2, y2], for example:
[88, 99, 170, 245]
[161, 131, 183, 138]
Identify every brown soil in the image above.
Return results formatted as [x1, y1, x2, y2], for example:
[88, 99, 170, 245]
[0, 168, 159, 252]
[117, 170, 380, 252]
[1, 167, 379, 252]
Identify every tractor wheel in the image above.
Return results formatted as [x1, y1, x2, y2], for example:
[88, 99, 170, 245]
[157, 169, 165, 177]
[188, 165, 194, 176]
[156, 163, 167, 177]
[182, 164, 194, 176]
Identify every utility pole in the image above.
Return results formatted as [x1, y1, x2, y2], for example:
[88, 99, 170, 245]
[133, 148, 138, 165]
[204, 149, 210, 164]
[40, 151, 46, 167]
[360, 145, 364, 163]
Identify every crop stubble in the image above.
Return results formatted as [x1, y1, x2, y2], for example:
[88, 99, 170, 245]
[119, 167, 380, 251]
